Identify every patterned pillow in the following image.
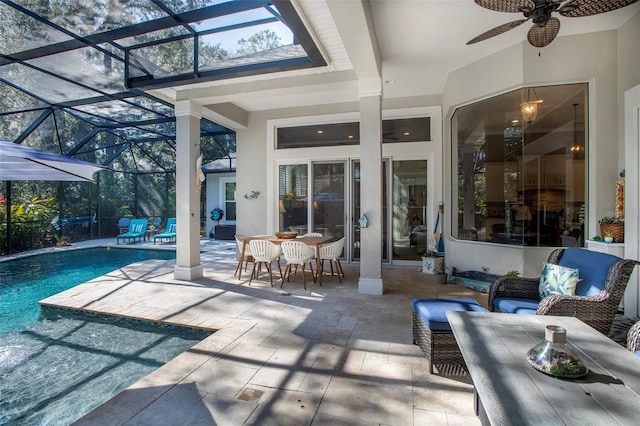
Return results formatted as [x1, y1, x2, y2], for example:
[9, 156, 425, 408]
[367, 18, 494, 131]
[167, 224, 176, 233]
[133, 224, 143, 233]
[539, 263, 579, 299]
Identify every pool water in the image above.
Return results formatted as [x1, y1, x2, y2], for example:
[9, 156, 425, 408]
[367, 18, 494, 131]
[0, 311, 208, 425]
[0, 247, 209, 425]
[0, 247, 176, 335]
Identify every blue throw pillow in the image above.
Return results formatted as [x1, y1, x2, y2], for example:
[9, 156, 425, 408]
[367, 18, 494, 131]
[539, 263, 579, 299]
[168, 224, 176, 233]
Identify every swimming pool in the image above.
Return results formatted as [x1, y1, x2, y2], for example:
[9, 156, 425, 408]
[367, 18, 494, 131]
[0, 247, 176, 334]
[0, 247, 210, 425]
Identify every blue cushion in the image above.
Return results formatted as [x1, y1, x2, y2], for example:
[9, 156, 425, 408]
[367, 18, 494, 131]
[558, 248, 618, 296]
[493, 297, 539, 315]
[412, 298, 487, 331]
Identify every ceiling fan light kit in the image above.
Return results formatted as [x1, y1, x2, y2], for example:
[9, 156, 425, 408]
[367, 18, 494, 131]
[468, 0, 639, 48]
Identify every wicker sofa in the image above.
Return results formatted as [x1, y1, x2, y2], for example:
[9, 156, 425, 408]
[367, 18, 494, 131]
[489, 248, 639, 335]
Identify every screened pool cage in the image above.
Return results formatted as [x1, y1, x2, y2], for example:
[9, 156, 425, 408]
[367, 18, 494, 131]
[0, 0, 325, 255]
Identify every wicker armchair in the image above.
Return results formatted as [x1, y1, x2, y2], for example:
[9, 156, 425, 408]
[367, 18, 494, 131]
[489, 248, 639, 335]
[629, 320, 640, 355]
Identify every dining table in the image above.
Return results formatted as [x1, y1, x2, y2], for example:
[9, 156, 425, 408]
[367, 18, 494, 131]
[235, 234, 333, 283]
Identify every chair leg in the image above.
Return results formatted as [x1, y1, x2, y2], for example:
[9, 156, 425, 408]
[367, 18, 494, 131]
[336, 259, 345, 280]
[249, 263, 258, 285]
[266, 263, 274, 287]
[281, 265, 291, 288]
[301, 264, 307, 290]
[309, 261, 315, 283]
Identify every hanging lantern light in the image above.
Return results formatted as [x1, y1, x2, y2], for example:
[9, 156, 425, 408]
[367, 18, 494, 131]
[521, 87, 543, 122]
[569, 103, 583, 159]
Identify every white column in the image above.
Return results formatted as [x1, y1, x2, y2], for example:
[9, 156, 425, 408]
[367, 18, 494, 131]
[174, 100, 203, 281]
[358, 78, 383, 295]
[624, 85, 640, 318]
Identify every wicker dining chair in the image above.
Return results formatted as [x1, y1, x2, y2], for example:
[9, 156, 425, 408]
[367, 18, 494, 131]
[248, 240, 282, 286]
[489, 248, 639, 335]
[280, 240, 316, 290]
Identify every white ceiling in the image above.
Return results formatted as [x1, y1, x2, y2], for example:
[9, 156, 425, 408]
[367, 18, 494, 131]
[372, 0, 639, 99]
[153, 0, 639, 121]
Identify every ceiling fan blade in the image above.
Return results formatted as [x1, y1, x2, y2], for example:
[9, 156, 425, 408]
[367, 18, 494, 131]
[559, 0, 639, 17]
[467, 19, 528, 44]
[527, 17, 561, 48]
[474, 0, 533, 13]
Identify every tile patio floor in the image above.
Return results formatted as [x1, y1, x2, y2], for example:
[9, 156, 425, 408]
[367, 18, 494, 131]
[37, 238, 486, 425]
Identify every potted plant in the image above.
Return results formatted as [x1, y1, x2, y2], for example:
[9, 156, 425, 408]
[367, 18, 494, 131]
[53, 234, 71, 246]
[435, 260, 449, 284]
[598, 216, 624, 243]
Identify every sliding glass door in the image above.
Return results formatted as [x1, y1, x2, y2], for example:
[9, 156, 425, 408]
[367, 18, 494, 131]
[311, 162, 345, 239]
[392, 160, 428, 261]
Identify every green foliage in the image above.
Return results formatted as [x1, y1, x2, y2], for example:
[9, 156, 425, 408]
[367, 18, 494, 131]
[236, 30, 282, 56]
[598, 216, 623, 224]
[506, 270, 520, 277]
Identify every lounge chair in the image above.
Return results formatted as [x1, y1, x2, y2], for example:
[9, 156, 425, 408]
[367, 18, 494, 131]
[489, 247, 639, 335]
[118, 217, 130, 234]
[116, 218, 147, 245]
[153, 218, 176, 245]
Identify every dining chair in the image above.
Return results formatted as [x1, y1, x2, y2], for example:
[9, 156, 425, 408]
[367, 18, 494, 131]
[319, 237, 346, 282]
[280, 240, 316, 290]
[234, 235, 255, 277]
[303, 232, 323, 237]
[248, 239, 282, 286]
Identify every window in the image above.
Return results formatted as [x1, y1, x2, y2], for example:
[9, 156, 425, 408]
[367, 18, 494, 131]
[224, 181, 236, 222]
[276, 117, 430, 149]
[279, 164, 309, 232]
[452, 83, 587, 247]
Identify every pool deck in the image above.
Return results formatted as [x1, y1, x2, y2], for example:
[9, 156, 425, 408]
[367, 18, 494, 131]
[37, 238, 486, 425]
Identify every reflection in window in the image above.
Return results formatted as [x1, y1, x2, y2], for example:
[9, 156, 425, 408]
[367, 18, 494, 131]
[392, 160, 428, 260]
[453, 83, 587, 247]
[225, 182, 236, 221]
[276, 117, 431, 149]
[279, 164, 308, 232]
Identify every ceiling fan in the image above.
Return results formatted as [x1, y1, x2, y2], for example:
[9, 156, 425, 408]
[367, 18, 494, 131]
[467, 0, 639, 48]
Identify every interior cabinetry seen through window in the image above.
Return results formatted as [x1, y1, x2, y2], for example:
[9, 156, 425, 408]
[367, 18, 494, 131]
[453, 83, 587, 247]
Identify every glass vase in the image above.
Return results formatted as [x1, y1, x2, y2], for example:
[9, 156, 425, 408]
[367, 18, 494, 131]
[526, 325, 588, 379]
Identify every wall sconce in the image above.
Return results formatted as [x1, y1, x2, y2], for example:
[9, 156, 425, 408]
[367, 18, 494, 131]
[279, 199, 286, 213]
[521, 87, 543, 122]
[243, 190, 260, 200]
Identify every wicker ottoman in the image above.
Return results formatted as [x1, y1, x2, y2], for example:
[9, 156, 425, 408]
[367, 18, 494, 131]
[412, 298, 487, 373]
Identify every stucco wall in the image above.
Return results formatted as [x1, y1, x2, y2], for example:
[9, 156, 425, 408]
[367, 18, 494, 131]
[617, 12, 640, 165]
[441, 29, 624, 277]
[236, 103, 359, 237]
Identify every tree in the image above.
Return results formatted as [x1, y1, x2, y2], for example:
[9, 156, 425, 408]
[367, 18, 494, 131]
[236, 30, 281, 56]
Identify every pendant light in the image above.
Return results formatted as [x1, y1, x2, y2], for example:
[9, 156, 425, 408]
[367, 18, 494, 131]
[521, 88, 543, 122]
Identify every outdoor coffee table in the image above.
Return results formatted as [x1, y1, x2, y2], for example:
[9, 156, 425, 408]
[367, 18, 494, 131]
[447, 311, 640, 425]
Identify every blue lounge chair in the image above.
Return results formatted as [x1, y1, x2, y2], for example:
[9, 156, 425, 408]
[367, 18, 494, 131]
[116, 218, 147, 245]
[154, 218, 176, 245]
